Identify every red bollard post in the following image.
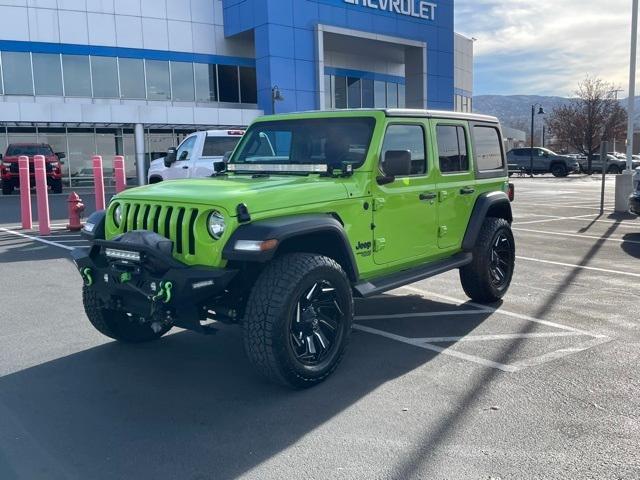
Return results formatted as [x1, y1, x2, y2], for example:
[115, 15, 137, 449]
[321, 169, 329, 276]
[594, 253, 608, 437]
[92, 155, 106, 211]
[113, 156, 126, 193]
[33, 155, 51, 236]
[18, 155, 32, 230]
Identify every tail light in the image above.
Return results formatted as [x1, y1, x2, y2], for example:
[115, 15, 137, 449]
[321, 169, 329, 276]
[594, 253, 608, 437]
[227, 130, 245, 136]
[508, 183, 515, 202]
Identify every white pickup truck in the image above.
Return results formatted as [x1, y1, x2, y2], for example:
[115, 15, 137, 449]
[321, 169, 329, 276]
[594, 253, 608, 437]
[147, 129, 244, 183]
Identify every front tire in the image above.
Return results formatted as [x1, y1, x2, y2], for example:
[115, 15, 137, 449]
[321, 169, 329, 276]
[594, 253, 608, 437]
[51, 178, 63, 194]
[82, 286, 171, 343]
[2, 182, 13, 195]
[460, 218, 515, 303]
[607, 165, 621, 175]
[243, 253, 353, 388]
[551, 163, 568, 177]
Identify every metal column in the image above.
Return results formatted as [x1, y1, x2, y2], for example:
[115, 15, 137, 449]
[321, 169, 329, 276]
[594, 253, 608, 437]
[134, 123, 146, 186]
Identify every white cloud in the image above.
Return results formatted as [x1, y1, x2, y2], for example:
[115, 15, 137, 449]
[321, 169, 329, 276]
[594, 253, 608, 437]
[456, 0, 636, 96]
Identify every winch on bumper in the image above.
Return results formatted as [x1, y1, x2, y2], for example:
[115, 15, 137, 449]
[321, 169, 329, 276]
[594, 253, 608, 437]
[72, 230, 237, 332]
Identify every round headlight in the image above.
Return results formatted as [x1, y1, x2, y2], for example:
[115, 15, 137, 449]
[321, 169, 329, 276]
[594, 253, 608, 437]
[207, 211, 225, 240]
[113, 204, 123, 227]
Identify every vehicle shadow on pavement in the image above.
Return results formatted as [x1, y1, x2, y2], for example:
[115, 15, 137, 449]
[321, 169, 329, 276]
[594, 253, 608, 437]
[621, 233, 640, 259]
[0, 298, 492, 480]
[0, 232, 71, 263]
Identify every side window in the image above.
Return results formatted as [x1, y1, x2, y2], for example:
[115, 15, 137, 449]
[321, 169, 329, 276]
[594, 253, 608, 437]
[176, 136, 197, 161]
[380, 124, 426, 176]
[473, 126, 504, 171]
[202, 137, 241, 157]
[436, 125, 469, 173]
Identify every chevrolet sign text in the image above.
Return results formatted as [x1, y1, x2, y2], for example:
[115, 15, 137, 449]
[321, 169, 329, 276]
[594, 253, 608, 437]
[344, 0, 437, 21]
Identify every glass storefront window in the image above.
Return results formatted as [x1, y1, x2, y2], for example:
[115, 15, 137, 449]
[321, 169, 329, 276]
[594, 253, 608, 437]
[324, 75, 333, 110]
[119, 58, 146, 99]
[347, 77, 361, 108]
[170, 61, 195, 102]
[2, 52, 33, 95]
[218, 65, 239, 103]
[194, 63, 217, 102]
[62, 55, 92, 97]
[145, 60, 171, 101]
[33, 53, 63, 96]
[67, 131, 96, 186]
[362, 78, 374, 108]
[239, 66, 257, 104]
[398, 83, 405, 108]
[91, 56, 119, 98]
[334, 76, 347, 109]
[374, 80, 386, 108]
[386, 83, 398, 108]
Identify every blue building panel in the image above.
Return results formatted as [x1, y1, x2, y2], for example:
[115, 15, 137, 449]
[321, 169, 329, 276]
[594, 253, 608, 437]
[223, 0, 456, 113]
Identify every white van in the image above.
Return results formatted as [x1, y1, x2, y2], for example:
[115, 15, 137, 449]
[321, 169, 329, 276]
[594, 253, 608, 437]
[147, 129, 244, 183]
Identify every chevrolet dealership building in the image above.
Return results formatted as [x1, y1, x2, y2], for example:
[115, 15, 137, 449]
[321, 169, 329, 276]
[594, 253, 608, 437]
[0, 0, 473, 182]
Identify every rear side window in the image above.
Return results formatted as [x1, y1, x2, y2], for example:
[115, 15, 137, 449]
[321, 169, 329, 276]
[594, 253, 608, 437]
[473, 126, 504, 171]
[203, 136, 242, 157]
[436, 125, 469, 173]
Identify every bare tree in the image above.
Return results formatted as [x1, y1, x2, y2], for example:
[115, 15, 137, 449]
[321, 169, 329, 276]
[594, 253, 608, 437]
[547, 77, 628, 173]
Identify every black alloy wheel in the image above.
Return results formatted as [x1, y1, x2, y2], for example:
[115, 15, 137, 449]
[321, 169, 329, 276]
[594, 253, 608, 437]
[289, 280, 344, 367]
[489, 231, 514, 291]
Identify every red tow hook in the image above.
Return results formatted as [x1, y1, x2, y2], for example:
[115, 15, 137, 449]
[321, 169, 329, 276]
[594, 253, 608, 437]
[508, 183, 515, 202]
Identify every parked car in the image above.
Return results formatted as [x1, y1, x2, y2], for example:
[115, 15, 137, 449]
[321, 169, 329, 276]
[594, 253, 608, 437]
[147, 130, 244, 183]
[75, 108, 515, 388]
[506, 147, 580, 177]
[630, 168, 640, 216]
[0, 143, 65, 194]
[579, 154, 640, 174]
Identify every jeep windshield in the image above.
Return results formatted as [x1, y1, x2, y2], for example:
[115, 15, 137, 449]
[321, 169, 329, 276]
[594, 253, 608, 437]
[229, 117, 375, 173]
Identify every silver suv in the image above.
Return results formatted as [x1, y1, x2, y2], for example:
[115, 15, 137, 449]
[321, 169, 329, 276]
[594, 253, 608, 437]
[507, 147, 580, 177]
[580, 154, 640, 174]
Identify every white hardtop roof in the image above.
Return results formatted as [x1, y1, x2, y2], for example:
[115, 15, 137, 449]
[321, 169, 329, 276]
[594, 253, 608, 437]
[198, 129, 245, 137]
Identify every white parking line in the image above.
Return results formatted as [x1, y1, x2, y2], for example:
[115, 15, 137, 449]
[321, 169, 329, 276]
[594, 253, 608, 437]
[514, 214, 596, 226]
[355, 310, 485, 321]
[516, 256, 640, 279]
[0, 226, 74, 251]
[510, 336, 613, 369]
[403, 331, 584, 343]
[522, 203, 613, 211]
[514, 227, 640, 245]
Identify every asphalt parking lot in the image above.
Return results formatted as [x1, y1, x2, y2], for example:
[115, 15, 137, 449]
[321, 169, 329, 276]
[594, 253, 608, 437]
[1, 176, 639, 479]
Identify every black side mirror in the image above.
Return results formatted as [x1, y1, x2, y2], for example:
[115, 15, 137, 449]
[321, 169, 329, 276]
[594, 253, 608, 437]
[222, 151, 233, 163]
[378, 150, 412, 184]
[164, 147, 177, 168]
[0, 153, 3, 161]
[213, 161, 226, 174]
[56, 152, 66, 160]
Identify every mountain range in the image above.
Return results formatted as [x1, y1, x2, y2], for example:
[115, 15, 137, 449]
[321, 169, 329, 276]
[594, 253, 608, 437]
[473, 95, 640, 133]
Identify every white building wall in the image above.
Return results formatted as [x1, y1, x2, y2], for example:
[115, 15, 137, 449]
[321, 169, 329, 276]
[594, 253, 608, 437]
[0, 0, 260, 127]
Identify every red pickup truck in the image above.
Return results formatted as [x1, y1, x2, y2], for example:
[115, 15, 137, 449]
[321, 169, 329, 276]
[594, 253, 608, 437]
[0, 143, 65, 195]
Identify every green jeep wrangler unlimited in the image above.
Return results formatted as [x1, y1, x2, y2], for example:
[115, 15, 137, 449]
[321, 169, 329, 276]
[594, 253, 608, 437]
[74, 109, 515, 388]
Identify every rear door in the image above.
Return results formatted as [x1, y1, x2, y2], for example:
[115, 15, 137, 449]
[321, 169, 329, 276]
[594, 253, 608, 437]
[372, 121, 439, 266]
[192, 133, 243, 177]
[431, 120, 476, 250]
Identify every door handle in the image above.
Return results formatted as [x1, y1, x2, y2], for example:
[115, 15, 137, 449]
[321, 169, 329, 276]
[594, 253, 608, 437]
[182, 165, 189, 169]
[460, 187, 475, 195]
[419, 192, 437, 201]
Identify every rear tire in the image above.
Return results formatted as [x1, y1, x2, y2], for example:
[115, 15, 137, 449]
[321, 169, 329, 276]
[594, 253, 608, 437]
[460, 218, 515, 304]
[243, 253, 353, 388]
[2, 181, 13, 195]
[550, 163, 568, 177]
[82, 286, 171, 343]
[51, 178, 63, 194]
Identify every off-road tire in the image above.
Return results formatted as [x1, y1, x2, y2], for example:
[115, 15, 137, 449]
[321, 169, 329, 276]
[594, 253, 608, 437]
[82, 286, 171, 343]
[243, 253, 353, 389]
[2, 181, 14, 195]
[51, 178, 63, 194]
[460, 217, 515, 303]
[550, 163, 568, 177]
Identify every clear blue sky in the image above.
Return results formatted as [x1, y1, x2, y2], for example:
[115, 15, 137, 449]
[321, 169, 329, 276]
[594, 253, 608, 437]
[455, 0, 635, 97]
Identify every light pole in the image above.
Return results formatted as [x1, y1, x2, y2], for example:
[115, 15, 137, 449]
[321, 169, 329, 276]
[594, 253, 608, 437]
[626, 0, 638, 170]
[529, 104, 545, 177]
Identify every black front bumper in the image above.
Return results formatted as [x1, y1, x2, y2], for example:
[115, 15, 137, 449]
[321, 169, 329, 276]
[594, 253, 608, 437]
[629, 194, 640, 216]
[72, 239, 237, 332]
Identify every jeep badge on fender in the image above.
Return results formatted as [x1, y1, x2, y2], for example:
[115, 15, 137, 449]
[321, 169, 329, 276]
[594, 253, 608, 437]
[72, 108, 515, 389]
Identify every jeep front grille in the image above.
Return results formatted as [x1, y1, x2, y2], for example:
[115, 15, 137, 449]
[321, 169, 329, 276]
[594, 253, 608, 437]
[117, 202, 200, 259]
